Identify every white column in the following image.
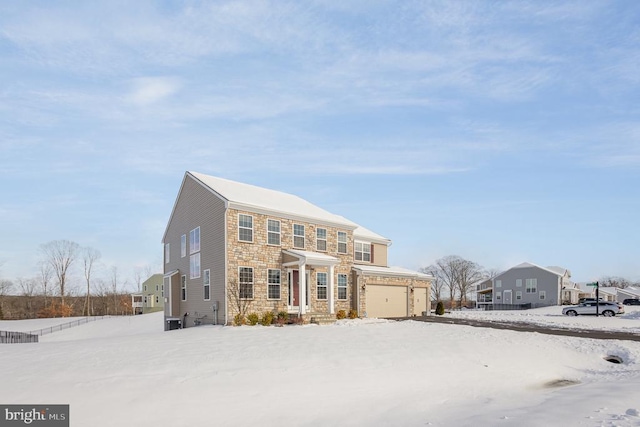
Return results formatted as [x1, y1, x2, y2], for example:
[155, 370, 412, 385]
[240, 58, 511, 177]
[328, 264, 335, 314]
[299, 261, 306, 315]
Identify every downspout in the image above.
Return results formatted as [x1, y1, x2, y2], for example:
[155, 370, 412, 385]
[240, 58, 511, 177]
[224, 203, 229, 326]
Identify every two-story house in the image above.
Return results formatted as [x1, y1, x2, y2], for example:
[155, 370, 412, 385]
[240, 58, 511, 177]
[162, 171, 431, 328]
[476, 262, 579, 309]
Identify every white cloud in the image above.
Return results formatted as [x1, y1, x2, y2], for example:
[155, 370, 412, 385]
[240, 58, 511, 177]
[126, 77, 182, 106]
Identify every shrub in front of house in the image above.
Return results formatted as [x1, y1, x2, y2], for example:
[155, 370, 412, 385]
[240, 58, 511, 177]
[435, 301, 445, 315]
[348, 309, 358, 319]
[336, 309, 347, 319]
[276, 311, 288, 326]
[261, 311, 274, 326]
[247, 313, 260, 326]
[233, 313, 246, 326]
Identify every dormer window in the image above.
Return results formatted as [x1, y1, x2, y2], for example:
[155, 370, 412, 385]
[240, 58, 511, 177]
[355, 242, 371, 262]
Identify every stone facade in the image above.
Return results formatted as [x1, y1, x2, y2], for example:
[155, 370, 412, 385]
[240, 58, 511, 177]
[225, 208, 356, 322]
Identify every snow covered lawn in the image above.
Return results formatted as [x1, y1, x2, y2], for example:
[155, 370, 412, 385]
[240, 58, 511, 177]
[1, 312, 640, 426]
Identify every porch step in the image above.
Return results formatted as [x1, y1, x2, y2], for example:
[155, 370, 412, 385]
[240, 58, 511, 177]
[309, 313, 337, 325]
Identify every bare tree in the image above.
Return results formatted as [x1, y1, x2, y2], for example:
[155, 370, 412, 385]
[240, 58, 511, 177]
[40, 240, 79, 305]
[0, 279, 13, 319]
[37, 261, 53, 308]
[82, 247, 101, 316]
[455, 259, 485, 308]
[426, 255, 485, 309]
[420, 266, 445, 303]
[109, 266, 119, 315]
[598, 276, 635, 289]
[133, 267, 143, 293]
[227, 277, 253, 325]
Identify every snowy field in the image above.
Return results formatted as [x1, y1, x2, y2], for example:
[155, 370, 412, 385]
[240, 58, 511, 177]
[1, 311, 640, 426]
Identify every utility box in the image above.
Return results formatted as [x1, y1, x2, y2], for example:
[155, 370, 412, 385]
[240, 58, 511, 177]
[165, 318, 182, 331]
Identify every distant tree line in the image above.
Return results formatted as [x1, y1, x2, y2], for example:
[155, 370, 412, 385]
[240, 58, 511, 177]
[0, 239, 158, 320]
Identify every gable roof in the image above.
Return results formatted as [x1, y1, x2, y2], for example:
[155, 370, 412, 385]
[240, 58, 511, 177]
[500, 262, 569, 278]
[188, 171, 359, 229]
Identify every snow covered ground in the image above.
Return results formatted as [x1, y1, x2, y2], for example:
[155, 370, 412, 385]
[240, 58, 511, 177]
[448, 305, 640, 333]
[1, 310, 640, 426]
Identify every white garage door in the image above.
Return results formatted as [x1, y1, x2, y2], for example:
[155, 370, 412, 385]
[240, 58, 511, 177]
[366, 285, 408, 318]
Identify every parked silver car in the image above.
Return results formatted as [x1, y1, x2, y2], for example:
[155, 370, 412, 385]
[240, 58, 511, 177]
[562, 301, 625, 317]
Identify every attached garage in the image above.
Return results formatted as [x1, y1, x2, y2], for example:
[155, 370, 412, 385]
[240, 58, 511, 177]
[413, 287, 428, 316]
[366, 284, 408, 318]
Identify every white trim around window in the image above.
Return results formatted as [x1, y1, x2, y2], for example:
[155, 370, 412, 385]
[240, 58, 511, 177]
[337, 231, 347, 254]
[316, 227, 327, 252]
[539, 290, 546, 300]
[268, 269, 281, 300]
[293, 224, 305, 249]
[238, 214, 253, 242]
[190, 227, 200, 254]
[164, 243, 170, 264]
[316, 272, 327, 300]
[239, 266, 254, 299]
[190, 253, 201, 279]
[516, 291, 522, 300]
[337, 274, 347, 300]
[203, 269, 211, 301]
[267, 219, 280, 246]
[354, 241, 371, 262]
[181, 275, 187, 301]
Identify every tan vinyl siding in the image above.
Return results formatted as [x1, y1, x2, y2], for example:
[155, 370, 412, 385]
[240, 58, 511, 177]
[164, 175, 227, 326]
[371, 243, 388, 267]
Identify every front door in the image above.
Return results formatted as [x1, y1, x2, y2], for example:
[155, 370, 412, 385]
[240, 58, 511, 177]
[292, 270, 300, 306]
[288, 270, 310, 309]
[503, 290, 513, 304]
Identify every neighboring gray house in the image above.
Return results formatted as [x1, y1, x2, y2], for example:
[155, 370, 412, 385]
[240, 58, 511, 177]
[161, 171, 432, 329]
[477, 262, 578, 309]
[615, 286, 640, 302]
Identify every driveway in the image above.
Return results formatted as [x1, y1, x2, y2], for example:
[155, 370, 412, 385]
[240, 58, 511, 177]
[394, 315, 640, 342]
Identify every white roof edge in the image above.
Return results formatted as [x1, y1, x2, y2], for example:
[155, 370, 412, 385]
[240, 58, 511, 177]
[352, 265, 432, 279]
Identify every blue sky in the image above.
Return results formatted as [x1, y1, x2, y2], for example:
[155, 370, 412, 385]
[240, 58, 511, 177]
[1, 0, 639, 286]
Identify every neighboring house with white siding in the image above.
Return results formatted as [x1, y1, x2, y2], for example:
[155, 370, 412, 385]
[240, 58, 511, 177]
[162, 171, 431, 328]
[477, 262, 578, 309]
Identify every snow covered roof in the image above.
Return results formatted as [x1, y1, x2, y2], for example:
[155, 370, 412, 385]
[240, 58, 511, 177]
[283, 249, 339, 266]
[353, 225, 391, 246]
[189, 171, 359, 229]
[507, 262, 568, 277]
[546, 266, 571, 277]
[352, 265, 432, 280]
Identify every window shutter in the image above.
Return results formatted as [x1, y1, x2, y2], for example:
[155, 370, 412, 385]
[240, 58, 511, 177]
[370, 244, 374, 264]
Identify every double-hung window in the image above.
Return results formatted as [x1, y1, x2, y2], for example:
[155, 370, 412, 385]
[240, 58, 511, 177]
[337, 232, 347, 254]
[316, 272, 327, 300]
[181, 234, 186, 257]
[268, 269, 281, 300]
[316, 228, 327, 251]
[203, 269, 211, 301]
[164, 243, 170, 264]
[190, 227, 201, 279]
[238, 214, 253, 242]
[355, 242, 371, 262]
[267, 219, 280, 245]
[239, 267, 253, 299]
[293, 224, 305, 249]
[337, 274, 347, 300]
[181, 275, 187, 301]
[526, 278, 537, 293]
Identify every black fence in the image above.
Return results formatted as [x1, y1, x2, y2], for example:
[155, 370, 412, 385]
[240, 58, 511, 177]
[27, 316, 110, 336]
[483, 303, 532, 311]
[0, 330, 39, 344]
